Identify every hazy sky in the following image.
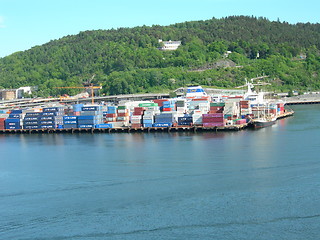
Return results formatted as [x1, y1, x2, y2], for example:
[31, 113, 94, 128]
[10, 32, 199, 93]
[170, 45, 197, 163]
[0, 0, 319, 57]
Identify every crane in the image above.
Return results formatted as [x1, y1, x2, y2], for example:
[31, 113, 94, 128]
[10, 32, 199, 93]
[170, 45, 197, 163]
[55, 75, 102, 104]
[235, 76, 271, 89]
[54, 85, 102, 104]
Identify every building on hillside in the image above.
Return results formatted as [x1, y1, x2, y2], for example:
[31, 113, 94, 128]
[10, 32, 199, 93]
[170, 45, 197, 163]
[0, 89, 16, 100]
[16, 86, 35, 98]
[158, 39, 181, 51]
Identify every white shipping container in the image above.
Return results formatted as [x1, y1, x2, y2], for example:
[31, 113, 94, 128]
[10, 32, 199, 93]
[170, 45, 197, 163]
[117, 109, 129, 114]
[131, 115, 142, 120]
[131, 119, 142, 124]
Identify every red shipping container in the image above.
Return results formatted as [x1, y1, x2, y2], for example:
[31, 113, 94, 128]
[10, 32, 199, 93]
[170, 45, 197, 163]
[153, 99, 168, 107]
[202, 118, 224, 123]
[133, 112, 144, 116]
[133, 110, 144, 115]
[131, 123, 142, 128]
[209, 107, 224, 113]
[117, 112, 129, 117]
[134, 107, 145, 111]
[203, 113, 224, 118]
[203, 122, 225, 127]
[236, 119, 247, 125]
[105, 113, 117, 118]
[191, 97, 210, 101]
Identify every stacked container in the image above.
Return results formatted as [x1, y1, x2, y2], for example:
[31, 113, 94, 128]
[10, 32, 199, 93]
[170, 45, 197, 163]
[5, 109, 23, 130]
[192, 110, 203, 126]
[130, 106, 145, 128]
[162, 100, 176, 112]
[209, 102, 224, 113]
[240, 100, 252, 116]
[189, 99, 209, 113]
[139, 103, 159, 128]
[116, 105, 130, 126]
[223, 101, 240, 119]
[202, 113, 225, 127]
[176, 100, 187, 114]
[105, 106, 117, 122]
[23, 112, 42, 129]
[63, 116, 78, 129]
[153, 112, 175, 127]
[178, 115, 193, 126]
[72, 104, 83, 116]
[152, 99, 168, 109]
[5, 118, 21, 129]
[0, 118, 5, 130]
[40, 107, 64, 129]
[78, 106, 103, 128]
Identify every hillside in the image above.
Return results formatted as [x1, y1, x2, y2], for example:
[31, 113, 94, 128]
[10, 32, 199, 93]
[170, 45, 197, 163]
[0, 15, 320, 97]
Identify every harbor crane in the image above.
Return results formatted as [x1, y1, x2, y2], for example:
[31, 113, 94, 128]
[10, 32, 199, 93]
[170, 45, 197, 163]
[55, 75, 102, 104]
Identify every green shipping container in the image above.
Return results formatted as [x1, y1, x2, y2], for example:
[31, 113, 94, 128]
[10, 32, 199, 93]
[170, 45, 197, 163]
[210, 102, 225, 107]
[138, 103, 158, 107]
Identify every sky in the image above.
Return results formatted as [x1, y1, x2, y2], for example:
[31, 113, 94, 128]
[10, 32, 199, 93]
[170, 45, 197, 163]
[0, 0, 319, 58]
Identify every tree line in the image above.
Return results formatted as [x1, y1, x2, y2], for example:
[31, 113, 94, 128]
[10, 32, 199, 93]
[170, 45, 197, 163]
[0, 15, 320, 97]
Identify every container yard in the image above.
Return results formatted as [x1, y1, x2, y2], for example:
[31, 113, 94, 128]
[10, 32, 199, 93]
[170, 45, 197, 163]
[0, 88, 293, 134]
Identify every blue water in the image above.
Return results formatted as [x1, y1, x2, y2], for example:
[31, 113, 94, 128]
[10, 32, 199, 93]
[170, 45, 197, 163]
[1, 105, 320, 240]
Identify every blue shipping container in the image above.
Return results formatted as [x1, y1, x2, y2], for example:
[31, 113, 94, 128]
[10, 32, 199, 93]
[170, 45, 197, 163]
[78, 124, 95, 128]
[5, 118, 20, 123]
[82, 106, 101, 111]
[143, 119, 153, 124]
[24, 117, 39, 121]
[78, 115, 97, 120]
[95, 124, 112, 128]
[9, 114, 21, 119]
[25, 112, 42, 117]
[10, 109, 23, 114]
[63, 124, 78, 129]
[153, 123, 172, 127]
[63, 116, 78, 120]
[40, 125, 55, 129]
[24, 125, 39, 129]
[63, 120, 78, 124]
[43, 107, 62, 112]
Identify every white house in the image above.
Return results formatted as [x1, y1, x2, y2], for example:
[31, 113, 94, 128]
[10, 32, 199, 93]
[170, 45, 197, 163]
[158, 39, 181, 51]
[16, 86, 34, 98]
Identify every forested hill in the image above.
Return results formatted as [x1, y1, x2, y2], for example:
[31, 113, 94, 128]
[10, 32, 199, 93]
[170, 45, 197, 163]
[1, 15, 320, 97]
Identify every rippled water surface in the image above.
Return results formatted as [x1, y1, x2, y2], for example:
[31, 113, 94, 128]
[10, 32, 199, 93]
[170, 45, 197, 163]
[1, 105, 320, 240]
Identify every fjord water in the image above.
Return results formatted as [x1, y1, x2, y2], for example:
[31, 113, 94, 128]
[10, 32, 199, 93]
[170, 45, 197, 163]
[1, 105, 320, 240]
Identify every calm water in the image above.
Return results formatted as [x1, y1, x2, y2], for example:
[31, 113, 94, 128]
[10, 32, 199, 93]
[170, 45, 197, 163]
[1, 105, 320, 240]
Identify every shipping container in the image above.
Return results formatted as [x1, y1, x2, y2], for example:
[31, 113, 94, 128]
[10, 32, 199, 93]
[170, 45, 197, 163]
[78, 124, 95, 128]
[153, 123, 172, 127]
[95, 124, 112, 128]
[82, 106, 101, 111]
